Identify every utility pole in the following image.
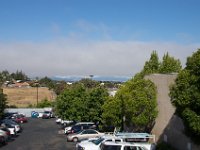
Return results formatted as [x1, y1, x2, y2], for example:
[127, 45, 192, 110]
[35, 82, 39, 107]
[36, 84, 38, 107]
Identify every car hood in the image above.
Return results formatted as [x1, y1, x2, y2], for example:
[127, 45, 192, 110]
[78, 141, 99, 150]
[65, 126, 72, 130]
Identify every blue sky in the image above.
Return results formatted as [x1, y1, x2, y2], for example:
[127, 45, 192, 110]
[0, 0, 200, 77]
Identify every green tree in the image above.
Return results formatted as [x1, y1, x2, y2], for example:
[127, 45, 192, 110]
[102, 76, 157, 132]
[54, 81, 68, 95]
[78, 78, 99, 88]
[142, 50, 160, 75]
[10, 70, 29, 81]
[170, 49, 200, 137]
[0, 70, 11, 84]
[39, 76, 55, 89]
[55, 83, 108, 123]
[87, 87, 108, 122]
[101, 96, 122, 129]
[55, 84, 88, 121]
[159, 52, 182, 73]
[37, 98, 52, 108]
[0, 89, 7, 119]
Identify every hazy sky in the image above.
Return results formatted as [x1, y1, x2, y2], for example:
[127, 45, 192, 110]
[0, 0, 200, 77]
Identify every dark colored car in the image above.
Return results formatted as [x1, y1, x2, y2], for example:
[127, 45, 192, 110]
[3, 112, 18, 118]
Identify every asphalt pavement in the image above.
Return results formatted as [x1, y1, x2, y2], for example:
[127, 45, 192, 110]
[1, 118, 76, 150]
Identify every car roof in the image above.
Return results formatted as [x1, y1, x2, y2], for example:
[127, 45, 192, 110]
[102, 141, 138, 146]
[76, 122, 94, 125]
[101, 135, 122, 140]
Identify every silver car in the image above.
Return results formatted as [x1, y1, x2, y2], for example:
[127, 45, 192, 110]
[67, 129, 104, 142]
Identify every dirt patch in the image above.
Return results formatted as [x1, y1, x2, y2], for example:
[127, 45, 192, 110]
[3, 87, 56, 107]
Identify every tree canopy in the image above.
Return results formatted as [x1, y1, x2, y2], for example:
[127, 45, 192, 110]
[170, 49, 200, 137]
[159, 52, 182, 73]
[0, 89, 7, 119]
[102, 76, 157, 132]
[141, 51, 182, 76]
[0, 70, 29, 85]
[142, 50, 160, 75]
[55, 83, 108, 122]
[37, 98, 53, 108]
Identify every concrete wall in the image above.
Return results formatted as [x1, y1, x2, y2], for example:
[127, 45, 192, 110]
[5, 108, 52, 117]
[145, 74, 200, 150]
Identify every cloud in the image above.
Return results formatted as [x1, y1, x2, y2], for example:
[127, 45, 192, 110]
[0, 39, 199, 77]
[73, 19, 112, 40]
[51, 23, 61, 35]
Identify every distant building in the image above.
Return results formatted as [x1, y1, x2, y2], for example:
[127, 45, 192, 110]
[108, 88, 118, 96]
[4, 80, 30, 88]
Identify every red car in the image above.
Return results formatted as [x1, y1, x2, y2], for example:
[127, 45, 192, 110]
[12, 114, 28, 123]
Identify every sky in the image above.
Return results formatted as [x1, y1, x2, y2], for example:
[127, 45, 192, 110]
[0, 0, 200, 77]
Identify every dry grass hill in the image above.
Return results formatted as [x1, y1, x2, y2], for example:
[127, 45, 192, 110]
[3, 87, 56, 107]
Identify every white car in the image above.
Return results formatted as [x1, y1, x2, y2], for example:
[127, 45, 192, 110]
[67, 129, 104, 142]
[2, 119, 21, 133]
[64, 126, 72, 134]
[99, 141, 148, 150]
[1, 123, 16, 136]
[61, 120, 73, 126]
[0, 129, 9, 142]
[76, 135, 123, 150]
[56, 118, 62, 124]
[38, 112, 44, 118]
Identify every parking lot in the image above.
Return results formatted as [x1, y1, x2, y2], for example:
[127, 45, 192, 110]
[1, 118, 76, 150]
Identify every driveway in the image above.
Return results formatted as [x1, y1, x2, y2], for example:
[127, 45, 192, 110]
[1, 118, 76, 150]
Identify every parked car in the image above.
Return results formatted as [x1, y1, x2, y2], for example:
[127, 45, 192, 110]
[76, 134, 123, 150]
[0, 135, 6, 145]
[56, 118, 62, 124]
[3, 112, 18, 119]
[38, 112, 44, 118]
[0, 129, 9, 143]
[0, 127, 10, 138]
[2, 119, 21, 133]
[42, 111, 53, 119]
[67, 129, 104, 142]
[99, 141, 148, 150]
[12, 114, 28, 123]
[61, 120, 75, 128]
[1, 124, 16, 136]
[65, 122, 96, 135]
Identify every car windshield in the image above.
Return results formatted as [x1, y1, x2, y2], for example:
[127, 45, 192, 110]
[4, 119, 18, 125]
[91, 137, 105, 145]
[76, 130, 83, 134]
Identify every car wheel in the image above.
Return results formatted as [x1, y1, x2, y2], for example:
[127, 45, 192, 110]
[73, 137, 78, 142]
[2, 138, 6, 145]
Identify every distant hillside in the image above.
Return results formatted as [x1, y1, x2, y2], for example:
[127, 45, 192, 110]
[52, 75, 131, 82]
[3, 87, 56, 108]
